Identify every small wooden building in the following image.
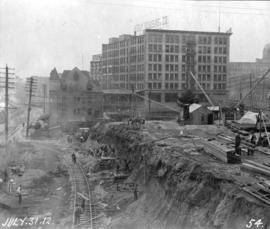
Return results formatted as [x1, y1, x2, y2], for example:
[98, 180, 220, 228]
[188, 103, 213, 125]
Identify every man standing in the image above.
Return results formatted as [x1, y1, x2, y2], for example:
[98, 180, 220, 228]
[17, 185, 22, 205]
[4, 169, 8, 183]
[74, 205, 83, 225]
[72, 152, 76, 164]
[133, 184, 138, 201]
[235, 133, 241, 149]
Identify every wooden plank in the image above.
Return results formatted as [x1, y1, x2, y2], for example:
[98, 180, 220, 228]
[241, 163, 270, 177]
[243, 187, 270, 206]
[245, 160, 270, 172]
[197, 139, 227, 163]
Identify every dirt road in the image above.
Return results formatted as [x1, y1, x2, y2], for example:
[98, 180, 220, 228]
[0, 139, 72, 229]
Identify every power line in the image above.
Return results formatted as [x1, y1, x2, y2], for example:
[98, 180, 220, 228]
[127, 0, 270, 12]
[86, 0, 270, 16]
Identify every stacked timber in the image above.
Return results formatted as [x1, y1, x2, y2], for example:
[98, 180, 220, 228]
[196, 139, 233, 163]
[241, 160, 270, 177]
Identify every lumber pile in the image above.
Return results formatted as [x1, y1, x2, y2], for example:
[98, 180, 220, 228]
[242, 186, 270, 206]
[196, 139, 233, 163]
[241, 160, 270, 177]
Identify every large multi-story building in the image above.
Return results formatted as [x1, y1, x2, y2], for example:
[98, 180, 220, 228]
[101, 29, 232, 108]
[90, 54, 102, 82]
[227, 43, 270, 109]
[227, 73, 270, 109]
[49, 67, 103, 126]
[228, 43, 270, 79]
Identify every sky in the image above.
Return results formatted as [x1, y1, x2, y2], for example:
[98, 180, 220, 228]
[0, 0, 270, 78]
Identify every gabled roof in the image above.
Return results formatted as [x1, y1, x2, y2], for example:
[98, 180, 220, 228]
[189, 103, 202, 113]
[49, 68, 60, 80]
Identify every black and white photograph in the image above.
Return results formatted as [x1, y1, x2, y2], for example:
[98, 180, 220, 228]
[0, 0, 270, 228]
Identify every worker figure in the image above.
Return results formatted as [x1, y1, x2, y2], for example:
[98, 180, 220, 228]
[81, 198, 85, 211]
[133, 184, 138, 201]
[72, 152, 76, 164]
[4, 169, 8, 183]
[235, 133, 241, 149]
[262, 134, 269, 147]
[248, 133, 257, 156]
[16, 185, 22, 205]
[74, 205, 83, 225]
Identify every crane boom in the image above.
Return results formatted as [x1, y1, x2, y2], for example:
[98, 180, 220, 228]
[235, 68, 270, 108]
[189, 72, 215, 107]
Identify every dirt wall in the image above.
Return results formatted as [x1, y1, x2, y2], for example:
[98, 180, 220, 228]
[92, 122, 270, 229]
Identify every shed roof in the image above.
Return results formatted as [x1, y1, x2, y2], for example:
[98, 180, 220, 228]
[189, 103, 202, 113]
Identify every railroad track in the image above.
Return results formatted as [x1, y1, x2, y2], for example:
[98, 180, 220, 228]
[65, 157, 104, 229]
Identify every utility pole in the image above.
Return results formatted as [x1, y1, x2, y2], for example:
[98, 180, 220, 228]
[25, 77, 37, 137]
[249, 73, 253, 111]
[43, 84, 46, 113]
[5, 66, 9, 145]
[148, 90, 151, 112]
[0, 65, 15, 149]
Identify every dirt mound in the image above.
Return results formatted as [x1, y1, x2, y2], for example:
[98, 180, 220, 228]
[92, 123, 270, 229]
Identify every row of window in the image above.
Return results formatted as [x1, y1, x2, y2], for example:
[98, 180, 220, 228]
[148, 33, 228, 45]
[198, 36, 211, 45]
[130, 54, 144, 63]
[214, 65, 227, 73]
[165, 83, 178, 89]
[214, 37, 227, 45]
[149, 44, 162, 52]
[198, 65, 211, 73]
[130, 46, 144, 54]
[148, 73, 162, 81]
[165, 34, 179, 44]
[214, 47, 227, 55]
[130, 73, 144, 81]
[149, 54, 162, 62]
[214, 74, 226, 81]
[198, 46, 211, 54]
[213, 83, 226, 90]
[165, 45, 179, 53]
[165, 73, 178, 81]
[198, 55, 211, 63]
[165, 64, 179, 72]
[165, 55, 179, 62]
[148, 82, 162, 89]
[214, 56, 227, 64]
[148, 64, 162, 71]
[198, 74, 211, 81]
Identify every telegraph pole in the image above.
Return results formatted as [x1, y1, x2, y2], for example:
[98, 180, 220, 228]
[5, 65, 9, 145]
[26, 77, 36, 137]
[0, 65, 15, 149]
[43, 84, 46, 113]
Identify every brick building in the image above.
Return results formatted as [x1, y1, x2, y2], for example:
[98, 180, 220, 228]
[101, 29, 232, 110]
[49, 67, 103, 126]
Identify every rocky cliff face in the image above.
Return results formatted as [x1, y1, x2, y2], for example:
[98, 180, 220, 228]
[92, 122, 270, 229]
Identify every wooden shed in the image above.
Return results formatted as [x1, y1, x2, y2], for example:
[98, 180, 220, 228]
[188, 103, 213, 125]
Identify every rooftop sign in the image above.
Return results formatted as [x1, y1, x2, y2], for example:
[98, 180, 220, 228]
[134, 16, 169, 34]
